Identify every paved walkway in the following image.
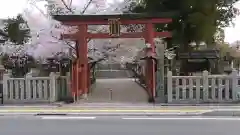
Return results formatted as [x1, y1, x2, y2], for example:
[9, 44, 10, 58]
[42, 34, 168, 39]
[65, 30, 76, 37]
[84, 78, 149, 103]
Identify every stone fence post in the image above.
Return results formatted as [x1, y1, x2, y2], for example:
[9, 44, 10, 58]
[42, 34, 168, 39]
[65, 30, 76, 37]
[49, 72, 60, 102]
[167, 71, 173, 103]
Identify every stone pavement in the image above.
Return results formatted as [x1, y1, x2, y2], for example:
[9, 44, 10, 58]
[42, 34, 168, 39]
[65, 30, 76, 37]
[86, 78, 149, 103]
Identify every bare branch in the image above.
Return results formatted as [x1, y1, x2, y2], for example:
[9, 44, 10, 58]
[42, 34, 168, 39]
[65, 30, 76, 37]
[81, 0, 94, 14]
[50, 33, 75, 51]
[29, 2, 49, 19]
[69, 0, 72, 7]
[58, 0, 94, 14]
[58, 0, 94, 43]
[60, 0, 74, 13]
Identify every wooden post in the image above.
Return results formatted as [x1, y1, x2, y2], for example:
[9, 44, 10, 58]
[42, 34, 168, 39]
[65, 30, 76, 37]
[145, 23, 156, 99]
[76, 60, 81, 99]
[78, 25, 88, 99]
[87, 63, 91, 93]
[71, 62, 77, 99]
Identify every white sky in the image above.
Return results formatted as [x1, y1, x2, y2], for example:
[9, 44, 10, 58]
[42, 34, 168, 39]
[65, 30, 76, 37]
[0, 0, 240, 44]
[0, 0, 27, 18]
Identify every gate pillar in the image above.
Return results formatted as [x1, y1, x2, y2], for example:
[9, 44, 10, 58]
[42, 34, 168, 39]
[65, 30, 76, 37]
[71, 62, 77, 97]
[145, 23, 156, 100]
[77, 25, 89, 97]
[87, 64, 91, 93]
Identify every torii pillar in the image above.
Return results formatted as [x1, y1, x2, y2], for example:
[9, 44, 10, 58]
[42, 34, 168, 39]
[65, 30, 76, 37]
[75, 25, 88, 99]
[145, 23, 156, 99]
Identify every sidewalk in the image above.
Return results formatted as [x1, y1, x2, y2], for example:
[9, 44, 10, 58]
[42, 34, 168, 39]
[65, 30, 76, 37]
[0, 105, 210, 112]
[0, 103, 240, 116]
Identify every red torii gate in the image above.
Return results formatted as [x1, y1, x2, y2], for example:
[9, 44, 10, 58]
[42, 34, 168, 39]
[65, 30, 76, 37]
[53, 13, 172, 101]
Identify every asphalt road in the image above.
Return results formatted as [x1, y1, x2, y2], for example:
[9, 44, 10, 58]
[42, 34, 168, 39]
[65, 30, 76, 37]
[0, 116, 239, 135]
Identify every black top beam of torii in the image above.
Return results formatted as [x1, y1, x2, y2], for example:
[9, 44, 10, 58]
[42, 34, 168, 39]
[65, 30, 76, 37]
[53, 12, 177, 22]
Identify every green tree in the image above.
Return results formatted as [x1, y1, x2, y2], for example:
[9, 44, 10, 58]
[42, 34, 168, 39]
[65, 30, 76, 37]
[214, 28, 225, 44]
[130, 0, 239, 51]
[2, 14, 31, 45]
[0, 29, 8, 43]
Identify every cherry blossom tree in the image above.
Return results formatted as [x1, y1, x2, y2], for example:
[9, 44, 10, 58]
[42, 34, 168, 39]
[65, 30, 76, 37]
[23, 0, 145, 64]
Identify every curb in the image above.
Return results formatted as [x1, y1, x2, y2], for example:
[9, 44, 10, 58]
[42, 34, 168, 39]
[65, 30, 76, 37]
[0, 109, 212, 116]
[0, 109, 212, 113]
[158, 103, 240, 106]
[35, 112, 206, 116]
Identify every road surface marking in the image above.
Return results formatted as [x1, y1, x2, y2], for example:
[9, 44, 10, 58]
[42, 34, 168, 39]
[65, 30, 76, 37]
[0, 109, 212, 113]
[40, 116, 96, 120]
[122, 117, 240, 121]
[0, 113, 37, 115]
[0, 115, 37, 119]
[57, 112, 205, 115]
[214, 109, 240, 111]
